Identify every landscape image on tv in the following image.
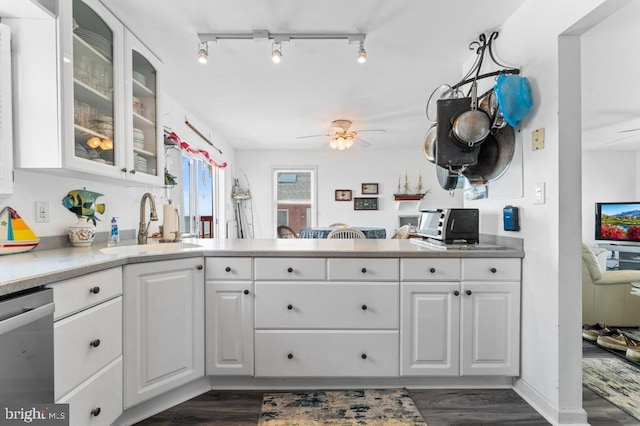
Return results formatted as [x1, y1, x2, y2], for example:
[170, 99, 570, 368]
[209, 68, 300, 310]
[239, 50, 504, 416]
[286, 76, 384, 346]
[600, 203, 640, 240]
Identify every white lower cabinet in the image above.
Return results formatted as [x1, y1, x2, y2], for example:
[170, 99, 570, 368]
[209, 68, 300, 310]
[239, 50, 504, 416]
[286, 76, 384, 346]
[400, 258, 521, 377]
[48, 268, 123, 426]
[123, 257, 205, 408]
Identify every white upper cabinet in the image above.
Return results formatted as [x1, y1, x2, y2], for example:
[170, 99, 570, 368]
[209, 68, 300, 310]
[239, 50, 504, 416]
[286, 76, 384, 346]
[13, 0, 163, 185]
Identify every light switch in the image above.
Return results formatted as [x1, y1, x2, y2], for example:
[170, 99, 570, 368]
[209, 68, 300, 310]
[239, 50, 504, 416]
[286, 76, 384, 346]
[532, 128, 545, 150]
[534, 183, 545, 205]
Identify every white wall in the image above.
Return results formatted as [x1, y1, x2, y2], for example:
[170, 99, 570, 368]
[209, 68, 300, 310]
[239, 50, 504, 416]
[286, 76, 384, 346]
[464, 0, 617, 424]
[581, 151, 637, 246]
[234, 148, 463, 238]
[1, 95, 234, 240]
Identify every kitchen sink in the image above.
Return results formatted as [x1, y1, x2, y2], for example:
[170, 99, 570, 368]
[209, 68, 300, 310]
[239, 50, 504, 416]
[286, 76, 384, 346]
[100, 242, 202, 255]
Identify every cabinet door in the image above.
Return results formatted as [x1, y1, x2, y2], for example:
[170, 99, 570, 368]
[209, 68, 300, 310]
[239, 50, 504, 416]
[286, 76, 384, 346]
[123, 257, 204, 408]
[124, 31, 163, 185]
[60, 0, 126, 178]
[205, 282, 254, 375]
[460, 281, 520, 376]
[400, 282, 460, 376]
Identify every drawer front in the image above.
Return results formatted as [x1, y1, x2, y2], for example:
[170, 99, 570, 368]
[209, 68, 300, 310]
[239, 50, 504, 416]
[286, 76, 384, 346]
[255, 258, 326, 280]
[255, 282, 398, 329]
[400, 258, 461, 281]
[48, 268, 122, 320]
[462, 258, 521, 281]
[54, 297, 122, 400]
[327, 258, 399, 281]
[255, 330, 399, 377]
[206, 257, 252, 280]
[57, 357, 123, 426]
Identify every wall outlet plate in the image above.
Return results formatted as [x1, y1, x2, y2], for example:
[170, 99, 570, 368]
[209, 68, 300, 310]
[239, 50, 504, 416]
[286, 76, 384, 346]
[532, 128, 545, 150]
[35, 201, 49, 223]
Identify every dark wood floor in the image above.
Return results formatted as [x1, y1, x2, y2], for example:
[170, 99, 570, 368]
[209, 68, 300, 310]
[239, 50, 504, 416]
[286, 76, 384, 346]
[135, 342, 639, 426]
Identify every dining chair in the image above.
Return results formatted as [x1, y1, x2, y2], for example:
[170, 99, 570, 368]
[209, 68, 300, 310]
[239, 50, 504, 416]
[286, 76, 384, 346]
[390, 224, 411, 239]
[277, 225, 298, 238]
[329, 223, 348, 228]
[327, 227, 366, 239]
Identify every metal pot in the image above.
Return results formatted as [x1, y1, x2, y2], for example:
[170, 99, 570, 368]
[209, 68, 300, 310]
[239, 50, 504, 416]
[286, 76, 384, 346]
[461, 125, 515, 184]
[436, 164, 462, 191]
[451, 81, 491, 146]
[423, 124, 437, 163]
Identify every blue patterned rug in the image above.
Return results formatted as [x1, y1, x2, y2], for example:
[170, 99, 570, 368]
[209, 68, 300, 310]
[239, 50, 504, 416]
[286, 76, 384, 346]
[583, 357, 640, 421]
[258, 388, 428, 425]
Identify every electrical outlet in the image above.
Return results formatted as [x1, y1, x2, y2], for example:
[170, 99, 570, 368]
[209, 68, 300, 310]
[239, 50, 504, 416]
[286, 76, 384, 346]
[533, 183, 545, 205]
[35, 201, 49, 223]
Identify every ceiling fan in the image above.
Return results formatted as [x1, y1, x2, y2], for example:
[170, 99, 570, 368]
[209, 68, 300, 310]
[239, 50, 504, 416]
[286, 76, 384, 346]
[297, 119, 385, 150]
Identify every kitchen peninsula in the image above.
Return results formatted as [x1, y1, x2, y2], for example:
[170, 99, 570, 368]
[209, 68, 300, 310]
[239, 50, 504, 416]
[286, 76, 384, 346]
[0, 237, 523, 426]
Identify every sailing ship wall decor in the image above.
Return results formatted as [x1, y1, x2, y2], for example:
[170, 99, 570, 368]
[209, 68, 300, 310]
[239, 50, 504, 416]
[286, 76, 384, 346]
[394, 173, 431, 201]
[0, 206, 39, 255]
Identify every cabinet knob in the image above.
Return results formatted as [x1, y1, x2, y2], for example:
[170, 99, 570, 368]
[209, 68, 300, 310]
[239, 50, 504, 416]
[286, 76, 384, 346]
[287, 267, 293, 273]
[361, 353, 367, 360]
[121, 168, 127, 173]
[90, 339, 101, 348]
[130, 169, 136, 174]
[429, 267, 436, 273]
[225, 266, 231, 272]
[453, 290, 460, 296]
[287, 353, 293, 359]
[89, 286, 101, 294]
[287, 304, 293, 310]
[196, 264, 203, 270]
[90, 408, 101, 417]
[244, 289, 250, 295]
[361, 304, 368, 310]
[490, 267, 497, 273]
[466, 290, 472, 296]
[361, 267, 367, 273]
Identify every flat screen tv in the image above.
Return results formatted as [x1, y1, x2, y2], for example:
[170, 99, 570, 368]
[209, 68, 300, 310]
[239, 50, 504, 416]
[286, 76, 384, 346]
[595, 202, 640, 242]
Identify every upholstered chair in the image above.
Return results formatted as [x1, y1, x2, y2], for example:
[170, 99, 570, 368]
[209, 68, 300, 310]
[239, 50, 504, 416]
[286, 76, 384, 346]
[582, 243, 640, 327]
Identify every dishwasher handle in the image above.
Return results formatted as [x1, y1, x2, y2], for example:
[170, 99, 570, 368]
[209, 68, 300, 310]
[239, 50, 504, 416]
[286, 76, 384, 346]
[0, 303, 55, 335]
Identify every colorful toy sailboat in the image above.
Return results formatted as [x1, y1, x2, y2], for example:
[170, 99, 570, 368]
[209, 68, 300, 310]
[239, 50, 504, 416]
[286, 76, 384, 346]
[0, 206, 40, 255]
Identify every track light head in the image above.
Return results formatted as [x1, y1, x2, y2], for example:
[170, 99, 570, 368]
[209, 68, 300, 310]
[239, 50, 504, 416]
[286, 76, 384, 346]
[197, 41, 208, 64]
[271, 42, 282, 63]
[357, 41, 367, 64]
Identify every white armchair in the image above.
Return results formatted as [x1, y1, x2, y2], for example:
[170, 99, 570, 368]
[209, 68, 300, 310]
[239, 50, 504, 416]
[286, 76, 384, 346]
[582, 243, 640, 327]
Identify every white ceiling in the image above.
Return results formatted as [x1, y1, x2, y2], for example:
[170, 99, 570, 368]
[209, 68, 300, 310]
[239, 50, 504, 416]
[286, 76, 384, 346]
[104, 0, 528, 152]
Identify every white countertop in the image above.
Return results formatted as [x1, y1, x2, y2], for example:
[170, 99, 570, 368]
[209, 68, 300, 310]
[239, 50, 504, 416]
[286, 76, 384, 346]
[0, 238, 523, 297]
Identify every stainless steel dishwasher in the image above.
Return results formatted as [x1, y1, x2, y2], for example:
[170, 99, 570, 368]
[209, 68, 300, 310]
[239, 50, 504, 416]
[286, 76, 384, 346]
[0, 288, 54, 403]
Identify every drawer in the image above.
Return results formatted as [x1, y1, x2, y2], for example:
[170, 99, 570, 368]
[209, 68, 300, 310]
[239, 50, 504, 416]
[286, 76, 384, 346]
[255, 282, 398, 329]
[255, 330, 399, 377]
[462, 258, 521, 281]
[327, 258, 399, 281]
[57, 357, 123, 426]
[401, 258, 461, 281]
[54, 297, 122, 400]
[206, 257, 252, 280]
[255, 258, 326, 280]
[48, 268, 122, 320]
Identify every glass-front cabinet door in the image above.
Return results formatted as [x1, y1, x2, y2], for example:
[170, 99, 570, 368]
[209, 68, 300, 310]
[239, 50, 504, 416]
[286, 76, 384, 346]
[60, 0, 125, 178]
[125, 33, 163, 185]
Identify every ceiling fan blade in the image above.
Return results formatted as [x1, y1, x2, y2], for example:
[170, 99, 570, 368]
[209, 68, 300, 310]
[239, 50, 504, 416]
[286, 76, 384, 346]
[296, 134, 330, 139]
[618, 128, 640, 133]
[355, 136, 372, 147]
[355, 129, 386, 133]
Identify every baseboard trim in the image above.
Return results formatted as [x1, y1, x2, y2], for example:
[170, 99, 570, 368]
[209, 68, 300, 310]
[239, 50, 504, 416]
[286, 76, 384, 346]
[513, 378, 588, 426]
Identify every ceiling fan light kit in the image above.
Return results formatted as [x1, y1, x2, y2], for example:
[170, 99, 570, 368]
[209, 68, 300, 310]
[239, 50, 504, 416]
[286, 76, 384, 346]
[197, 31, 367, 64]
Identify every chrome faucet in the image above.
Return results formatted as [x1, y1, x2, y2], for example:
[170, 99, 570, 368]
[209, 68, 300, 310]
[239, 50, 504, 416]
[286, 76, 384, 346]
[138, 192, 159, 244]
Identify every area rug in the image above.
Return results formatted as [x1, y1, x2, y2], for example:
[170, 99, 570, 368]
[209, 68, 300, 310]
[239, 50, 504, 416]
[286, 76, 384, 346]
[583, 357, 640, 421]
[258, 388, 428, 425]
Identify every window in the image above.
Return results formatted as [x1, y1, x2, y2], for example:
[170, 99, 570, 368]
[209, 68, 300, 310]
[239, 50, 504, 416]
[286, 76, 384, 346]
[182, 156, 216, 237]
[273, 167, 316, 236]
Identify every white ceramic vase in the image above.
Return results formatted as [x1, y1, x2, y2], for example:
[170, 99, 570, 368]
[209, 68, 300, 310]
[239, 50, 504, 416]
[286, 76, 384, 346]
[68, 217, 96, 247]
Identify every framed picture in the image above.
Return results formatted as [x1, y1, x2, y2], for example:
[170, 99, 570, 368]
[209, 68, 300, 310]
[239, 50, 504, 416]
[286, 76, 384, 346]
[335, 189, 352, 201]
[361, 183, 379, 194]
[354, 197, 378, 210]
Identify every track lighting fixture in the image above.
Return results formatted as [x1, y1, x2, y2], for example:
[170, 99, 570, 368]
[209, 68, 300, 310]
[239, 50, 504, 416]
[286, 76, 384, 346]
[357, 41, 367, 64]
[197, 31, 367, 64]
[197, 41, 208, 64]
[271, 42, 282, 64]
